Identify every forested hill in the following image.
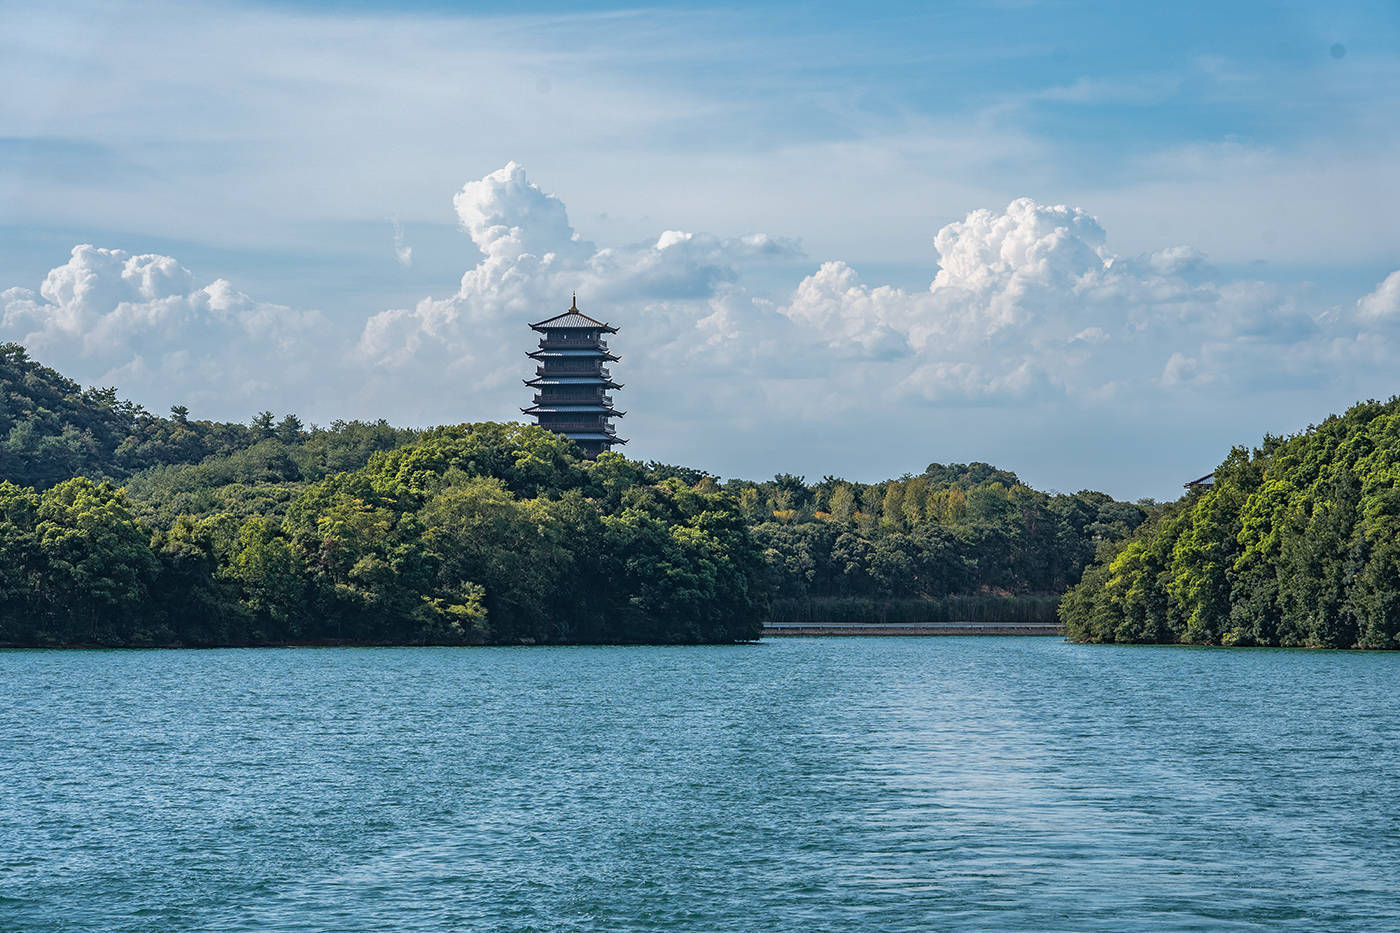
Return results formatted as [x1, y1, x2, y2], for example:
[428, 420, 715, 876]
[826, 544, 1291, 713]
[735, 469, 1151, 621]
[1061, 397, 1400, 649]
[0, 345, 1151, 646]
[0, 342, 415, 488]
[0, 425, 769, 646]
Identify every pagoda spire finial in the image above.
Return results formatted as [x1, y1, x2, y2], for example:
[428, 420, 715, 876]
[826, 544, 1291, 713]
[570, 291, 577, 311]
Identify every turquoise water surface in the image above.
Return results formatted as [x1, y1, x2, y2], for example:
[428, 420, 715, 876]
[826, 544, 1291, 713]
[2, 637, 1397, 931]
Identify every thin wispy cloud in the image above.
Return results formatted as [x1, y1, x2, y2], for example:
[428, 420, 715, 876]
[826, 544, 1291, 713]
[391, 218, 413, 267]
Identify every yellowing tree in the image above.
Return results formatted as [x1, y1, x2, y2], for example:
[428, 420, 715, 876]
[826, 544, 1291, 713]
[828, 483, 856, 524]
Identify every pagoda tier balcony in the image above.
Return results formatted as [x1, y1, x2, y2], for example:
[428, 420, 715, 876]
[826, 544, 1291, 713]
[531, 412, 624, 421]
[539, 421, 618, 435]
[535, 366, 611, 379]
[526, 350, 616, 361]
[529, 400, 613, 411]
[539, 337, 608, 351]
[535, 394, 614, 406]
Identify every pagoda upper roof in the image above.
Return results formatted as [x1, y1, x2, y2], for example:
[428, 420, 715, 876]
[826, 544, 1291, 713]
[530, 295, 618, 333]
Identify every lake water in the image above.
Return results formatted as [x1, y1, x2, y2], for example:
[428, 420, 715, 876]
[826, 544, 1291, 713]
[2, 638, 1397, 931]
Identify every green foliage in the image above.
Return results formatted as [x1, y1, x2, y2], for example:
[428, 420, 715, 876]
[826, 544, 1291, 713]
[0, 478, 159, 645]
[371, 423, 585, 499]
[1063, 397, 1400, 648]
[597, 478, 766, 642]
[0, 410, 767, 645]
[744, 464, 1148, 605]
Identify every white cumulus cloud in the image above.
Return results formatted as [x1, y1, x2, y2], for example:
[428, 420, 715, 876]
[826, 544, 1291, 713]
[776, 196, 1347, 403]
[355, 162, 801, 413]
[1358, 270, 1400, 321]
[5, 164, 1400, 492]
[0, 245, 331, 413]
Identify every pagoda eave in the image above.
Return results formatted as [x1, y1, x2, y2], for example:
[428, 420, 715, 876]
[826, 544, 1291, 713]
[526, 350, 620, 362]
[562, 433, 627, 444]
[531, 322, 618, 334]
[524, 377, 622, 389]
[522, 406, 624, 417]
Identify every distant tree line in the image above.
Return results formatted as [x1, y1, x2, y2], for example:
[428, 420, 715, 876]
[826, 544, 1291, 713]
[0, 343, 416, 488]
[0, 342, 1154, 645]
[732, 467, 1152, 620]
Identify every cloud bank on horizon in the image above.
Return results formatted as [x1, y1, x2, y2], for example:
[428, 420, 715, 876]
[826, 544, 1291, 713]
[2, 0, 1396, 497]
[2, 162, 1397, 496]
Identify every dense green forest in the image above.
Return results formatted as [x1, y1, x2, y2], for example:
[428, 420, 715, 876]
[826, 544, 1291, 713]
[0, 343, 1149, 646]
[1062, 397, 1400, 649]
[737, 466, 1150, 622]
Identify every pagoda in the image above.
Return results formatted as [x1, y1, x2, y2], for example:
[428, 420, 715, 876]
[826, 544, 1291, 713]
[523, 294, 627, 458]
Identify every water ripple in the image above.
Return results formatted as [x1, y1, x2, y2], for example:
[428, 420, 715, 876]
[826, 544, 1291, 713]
[1, 640, 1397, 931]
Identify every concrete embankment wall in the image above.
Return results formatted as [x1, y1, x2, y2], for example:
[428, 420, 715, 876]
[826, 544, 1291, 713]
[762, 622, 1063, 637]
[768, 596, 1061, 627]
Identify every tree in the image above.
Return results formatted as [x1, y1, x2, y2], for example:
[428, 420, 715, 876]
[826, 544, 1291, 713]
[226, 517, 305, 640]
[828, 483, 856, 524]
[148, 514, 241, 645]
[419, 476, 558, 642]
[276, 414, 304, 444]
[0, 481, 40, 642]
[901, 477, 927, 527]
[33, 478, 158, 644]
[880, 484, 905, 530]
[251, 411, 276, 439]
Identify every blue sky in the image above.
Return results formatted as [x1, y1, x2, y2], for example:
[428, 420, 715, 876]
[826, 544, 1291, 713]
[1, 0, 1397, 499]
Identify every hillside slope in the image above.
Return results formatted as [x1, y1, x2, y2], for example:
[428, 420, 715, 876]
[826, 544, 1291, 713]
[1061, 398, 1400, 649]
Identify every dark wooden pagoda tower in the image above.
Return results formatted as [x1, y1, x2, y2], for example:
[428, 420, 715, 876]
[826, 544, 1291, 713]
[523, 294, 627, 458]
